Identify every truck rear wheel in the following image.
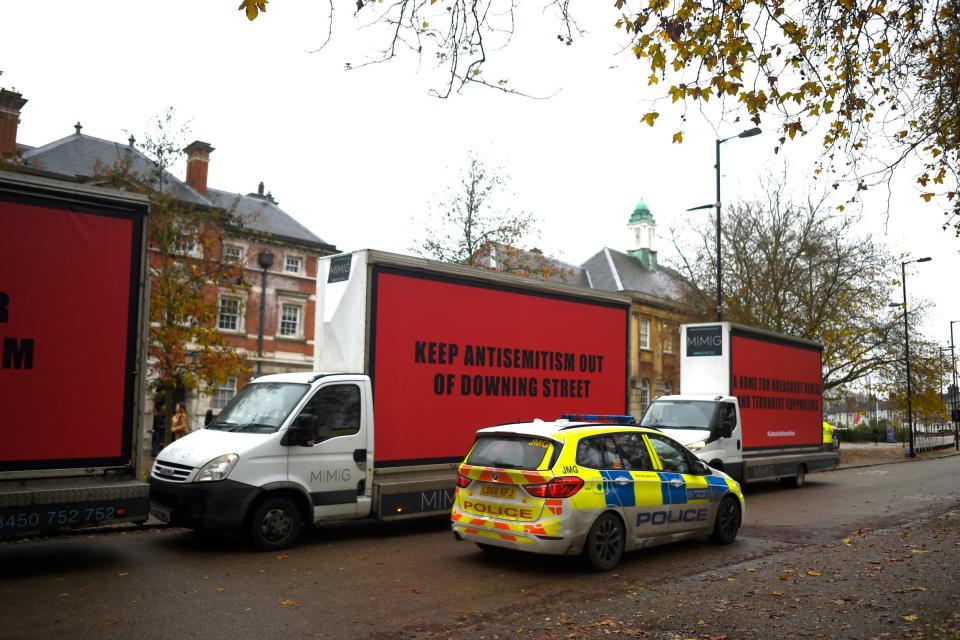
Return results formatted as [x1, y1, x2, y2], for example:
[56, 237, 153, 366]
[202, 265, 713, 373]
[248, 496, 301, 551]
[583, 511, 625, 571]
[710, 495, 741, 544]
[781, 465, 806, 488]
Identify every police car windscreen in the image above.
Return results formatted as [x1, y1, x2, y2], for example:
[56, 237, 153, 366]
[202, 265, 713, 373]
[466, 436, 553, 470]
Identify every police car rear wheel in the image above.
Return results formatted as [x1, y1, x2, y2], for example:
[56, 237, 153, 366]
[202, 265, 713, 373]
[710, 496, 741, 545]
[583, 512, 625, 571]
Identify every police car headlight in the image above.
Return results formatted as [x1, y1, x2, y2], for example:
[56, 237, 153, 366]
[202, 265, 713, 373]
[195, 454, 239, 482]
[686, 440, 706, 451]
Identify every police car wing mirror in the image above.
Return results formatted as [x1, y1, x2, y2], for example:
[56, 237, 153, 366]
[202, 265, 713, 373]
[282, 414, 317, 447]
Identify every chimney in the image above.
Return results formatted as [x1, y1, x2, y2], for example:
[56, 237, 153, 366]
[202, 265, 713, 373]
[184, 140, 214, 195]
[0, 89, 28, 157]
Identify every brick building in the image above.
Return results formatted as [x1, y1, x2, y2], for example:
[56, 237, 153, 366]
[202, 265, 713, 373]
[1, 88, 337, 426]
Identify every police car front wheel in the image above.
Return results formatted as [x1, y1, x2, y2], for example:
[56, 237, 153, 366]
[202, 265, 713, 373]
[710, 496, 741, 545]
[583, 512, 625, 571]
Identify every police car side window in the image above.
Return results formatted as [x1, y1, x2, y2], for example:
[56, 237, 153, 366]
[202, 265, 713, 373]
[576, 437, 604, 469]
[299, 384, 361, 441]
[647, 435, 691, 474]
[618, 433, 654, 471]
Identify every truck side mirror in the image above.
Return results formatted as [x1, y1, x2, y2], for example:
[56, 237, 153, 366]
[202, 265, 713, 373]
[281, 413, 317, 447]
[721, 415, 736, 438]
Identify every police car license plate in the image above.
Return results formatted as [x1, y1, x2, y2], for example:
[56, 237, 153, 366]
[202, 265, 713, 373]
[480, 485, 516, 499]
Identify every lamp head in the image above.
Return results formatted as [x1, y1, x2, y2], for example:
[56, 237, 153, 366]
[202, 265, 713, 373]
[738, 127, 762, 138]
[917, 256, 932, 263]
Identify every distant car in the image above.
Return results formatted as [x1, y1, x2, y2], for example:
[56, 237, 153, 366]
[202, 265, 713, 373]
[451, 417, 745, 570]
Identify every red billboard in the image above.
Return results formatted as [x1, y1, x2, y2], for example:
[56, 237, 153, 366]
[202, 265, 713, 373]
[730, 332, 822, 449]
[371, 269, 629, 465]
[0, 199, 142, 469]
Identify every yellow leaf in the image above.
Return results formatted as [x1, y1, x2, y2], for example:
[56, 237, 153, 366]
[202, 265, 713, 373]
[842, 538, 852, 546]
[423, 20, 430, 28]
[672, 131, 683, 144]
[238, 0, 266, 20]
[771, 591, 785, 596]
[642, 112, 659, 127]
[215, 587, 225, 592]
[778, 574, 790, 581]
[921, 193, 934, 202]
[279, 599, 299, 607]
[807, 570, 821, 576]
[901, 614, 919, 622]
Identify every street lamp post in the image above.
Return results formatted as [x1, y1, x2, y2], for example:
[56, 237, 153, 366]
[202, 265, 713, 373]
[951, 320, 960, 451]
[256, 250, 274, 377]
[687, 127, 762, 322]
[900, 256, 932, 458]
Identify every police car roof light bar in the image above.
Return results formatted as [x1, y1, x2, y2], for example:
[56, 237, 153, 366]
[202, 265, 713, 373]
[560, 414, 636, 424]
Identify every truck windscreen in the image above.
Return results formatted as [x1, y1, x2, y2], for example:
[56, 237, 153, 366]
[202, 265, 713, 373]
[207, 383, 309, 433]
[640, 400, 717, 430]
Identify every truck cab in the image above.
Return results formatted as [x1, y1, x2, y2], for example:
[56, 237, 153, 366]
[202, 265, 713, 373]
[640, 394, 743, 479]
[149, 372, 375, 550]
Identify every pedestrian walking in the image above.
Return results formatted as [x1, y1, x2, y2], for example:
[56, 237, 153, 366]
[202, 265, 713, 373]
[171, 403, 190, 440]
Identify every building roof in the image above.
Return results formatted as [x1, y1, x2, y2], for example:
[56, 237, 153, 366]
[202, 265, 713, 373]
[20, 130, 333, 250]
[580, 247, 685, 302]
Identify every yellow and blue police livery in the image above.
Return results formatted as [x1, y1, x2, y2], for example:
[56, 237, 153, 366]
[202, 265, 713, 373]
[451, 415, 745, 571]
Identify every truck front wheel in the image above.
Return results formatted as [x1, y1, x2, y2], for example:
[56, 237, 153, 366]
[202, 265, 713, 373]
[248, 496, 301, 551]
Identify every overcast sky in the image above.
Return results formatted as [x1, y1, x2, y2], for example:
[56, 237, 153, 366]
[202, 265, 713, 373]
[4, 1, 958, 353]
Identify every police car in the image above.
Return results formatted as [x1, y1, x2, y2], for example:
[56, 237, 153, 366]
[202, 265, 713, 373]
[451, 415, 745, 570]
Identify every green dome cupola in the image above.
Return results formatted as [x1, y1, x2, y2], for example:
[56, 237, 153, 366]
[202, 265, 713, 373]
[627, 198, 658, 271]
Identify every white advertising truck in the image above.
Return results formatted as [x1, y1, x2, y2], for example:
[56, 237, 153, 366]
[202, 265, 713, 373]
[149, 249, 631, 549]
[640, 322, 838, 487]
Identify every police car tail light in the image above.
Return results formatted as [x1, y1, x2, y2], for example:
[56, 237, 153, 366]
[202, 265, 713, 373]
[524, 476, 584, 498]
[456, 474, 471, 488]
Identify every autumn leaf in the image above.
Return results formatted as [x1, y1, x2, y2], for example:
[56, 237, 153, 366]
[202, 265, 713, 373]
[238, 0, 267, 20]
[642, 112, 660, 127]
[807, 570, 822, 576]
[902, 614, 919, 622]
[771, 591, 785, 596]
[275, 554, 290, 560]
[842, 538, 852, 546]
[409, 587, 423, 594]
[279, 599, 299, 607]
[215, 587, 225, 592]
[921, 193, 935, 202]
[673, 131, 684, 144]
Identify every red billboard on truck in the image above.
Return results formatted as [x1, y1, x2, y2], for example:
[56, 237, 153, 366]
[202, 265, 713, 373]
[0, 190, 144, 471]
[730, 330, 823, 449]
[369, 268, 629, 465]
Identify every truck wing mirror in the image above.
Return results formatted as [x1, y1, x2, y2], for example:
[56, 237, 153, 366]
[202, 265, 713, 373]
[282, 413, 317, 447]
[721, 414, 737, 438]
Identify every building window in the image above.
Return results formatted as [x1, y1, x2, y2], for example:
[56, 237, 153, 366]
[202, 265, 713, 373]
[279, 303, 302, 337]
[284, 256, 303, 274]
[218, 295, 242, 331]
[640, 318, 651, 350]
[173, 223, 199, 257]
[640, 378, 650, 413]
[663, 324, 673, 354]
[223, 244, 244, 264]
[211, 378, 237, 410]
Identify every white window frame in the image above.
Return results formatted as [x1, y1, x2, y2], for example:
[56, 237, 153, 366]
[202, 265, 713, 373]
[663, 323, 673, 354]
[278, 301, 304, 339]
[640, 318, 651, 350]
[210, 377, 238, 410]
[217, 294, 244, 332]
[284, 255, 303, 274]
[223, 243, 244, 265]
[172, 222, 202, 258]
[640, 378, 650, 413]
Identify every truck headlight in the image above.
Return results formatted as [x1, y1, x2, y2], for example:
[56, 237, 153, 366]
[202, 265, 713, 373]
[195, 454, 239, 482]
[686, 440, 706, 451]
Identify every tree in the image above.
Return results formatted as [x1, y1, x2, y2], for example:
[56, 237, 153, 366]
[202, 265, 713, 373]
[240, 0, 960, 232]
[412, 154, 570, 279]
[95, 109, 250, 428]
[880, 334, 949, 427]
[671, 171, 903, 391]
